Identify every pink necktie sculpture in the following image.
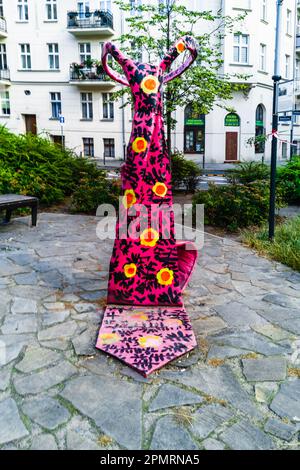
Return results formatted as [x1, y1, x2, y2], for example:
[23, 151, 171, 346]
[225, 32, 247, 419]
[96, 36, 199, 376]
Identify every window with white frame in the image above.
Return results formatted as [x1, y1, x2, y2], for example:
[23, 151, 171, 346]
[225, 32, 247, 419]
[233, 34, 249, 64]
[259, 44, 266, 71]
[46, 0, 57, 20]
[100, 42, 112, 66]
[0, 0, 4, 18]
[102, 93, 114, 119]
[81, 92, 93, 119]
[285, 54, 291, 78]
[100, 0, 112, 11]
[78, 1, 90, 18]
[48, 43, 59, 69]
[79, 43, 91, 64]
[131, 41, 142, 62]
[0, 44, 7, 70]
[282, 142, 287, 159]
[20, 44, 31, 69]
[83, 137, 94, 157]
[261, 0, 267, 21]
[103, 138, 115, 158]
[17, 0, 28, 21]
[287, 9, 292, 35]
[0, 91, 10, 116]
[50, 92, 61, 118]
[130, 0, 141, 15]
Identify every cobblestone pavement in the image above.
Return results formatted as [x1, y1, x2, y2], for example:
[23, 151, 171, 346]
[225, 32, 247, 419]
[0, 213, 300, 450]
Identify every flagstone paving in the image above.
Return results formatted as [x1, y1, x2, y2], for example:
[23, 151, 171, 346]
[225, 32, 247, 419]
[0, 213, 299, 450]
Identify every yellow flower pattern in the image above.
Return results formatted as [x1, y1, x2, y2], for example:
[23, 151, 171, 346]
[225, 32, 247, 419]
[156, 268, 174, 286]
[140, 75, 160, 94]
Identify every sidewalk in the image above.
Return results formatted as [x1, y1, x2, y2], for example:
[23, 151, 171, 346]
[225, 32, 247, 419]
[0, 213, 299, 450]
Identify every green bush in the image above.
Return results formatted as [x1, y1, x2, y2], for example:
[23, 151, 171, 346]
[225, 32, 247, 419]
[0, 126, 118, 211]
[193, 181, 286, 232]
[171, 151, 202, 192]
[227, 161, 269, 184]
[71, 177, 121, 213]
[277, 156, 300, 204]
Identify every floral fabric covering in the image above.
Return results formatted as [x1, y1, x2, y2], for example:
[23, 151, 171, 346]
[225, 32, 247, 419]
[96, 36, 199, 376]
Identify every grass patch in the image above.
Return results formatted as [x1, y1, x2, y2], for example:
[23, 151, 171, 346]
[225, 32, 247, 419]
[242, 216, 300, 272]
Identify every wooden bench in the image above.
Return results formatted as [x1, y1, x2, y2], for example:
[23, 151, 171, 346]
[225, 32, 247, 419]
[0, 194, 38, 226]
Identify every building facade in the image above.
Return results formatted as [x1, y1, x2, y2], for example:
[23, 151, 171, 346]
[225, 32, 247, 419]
[0, 0, 299, 163]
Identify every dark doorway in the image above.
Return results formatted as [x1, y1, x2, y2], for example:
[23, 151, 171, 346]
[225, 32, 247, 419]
[225, 132, 238, 161]
[24, 114, 37, 135]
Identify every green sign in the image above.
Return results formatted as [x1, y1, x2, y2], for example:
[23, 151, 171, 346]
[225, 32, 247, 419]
[225, 113, 240, 127]
[256, 120, 264, 127]
[185, 118, 205, 126]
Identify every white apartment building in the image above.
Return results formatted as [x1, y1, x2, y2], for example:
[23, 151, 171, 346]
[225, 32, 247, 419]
[0, 0, 298, 163]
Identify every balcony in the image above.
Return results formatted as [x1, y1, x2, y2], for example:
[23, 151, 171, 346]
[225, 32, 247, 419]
[0, 68, 11, 85]
[67, 10, 114, 36]
[0, 17, 7, 38]
[69, 65, 115, 89]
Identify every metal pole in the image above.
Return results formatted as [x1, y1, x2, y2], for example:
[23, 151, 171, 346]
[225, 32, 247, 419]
[268, 0, 283, 240]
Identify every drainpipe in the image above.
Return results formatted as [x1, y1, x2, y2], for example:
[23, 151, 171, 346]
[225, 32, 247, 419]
[121, 9, 126, 160]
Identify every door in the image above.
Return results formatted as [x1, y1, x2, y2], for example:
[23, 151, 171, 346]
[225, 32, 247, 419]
[24, 114, 37, 135]
[225, 132, 238, 161]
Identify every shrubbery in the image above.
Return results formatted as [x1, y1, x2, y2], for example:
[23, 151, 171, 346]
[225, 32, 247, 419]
[171, 151, 202, 192]
[0, 126, 118, 212]
[193, 181, 286, 232]
[227, 161, 269, 184]
[277, 156, 300, 204]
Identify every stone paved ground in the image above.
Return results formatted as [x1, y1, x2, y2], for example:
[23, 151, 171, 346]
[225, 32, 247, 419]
[0, 213, 300, 450]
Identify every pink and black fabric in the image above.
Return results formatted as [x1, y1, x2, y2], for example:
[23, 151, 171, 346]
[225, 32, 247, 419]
[96, 36, 199, 376]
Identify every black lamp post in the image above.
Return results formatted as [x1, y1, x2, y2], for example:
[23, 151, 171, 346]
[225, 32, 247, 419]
[269, 0, 284, 240]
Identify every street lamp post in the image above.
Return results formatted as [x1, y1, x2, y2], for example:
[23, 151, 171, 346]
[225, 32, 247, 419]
[269, 0, 283, 240]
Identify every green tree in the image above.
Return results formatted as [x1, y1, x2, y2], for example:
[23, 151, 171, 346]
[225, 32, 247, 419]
[113, 0, 248, 154]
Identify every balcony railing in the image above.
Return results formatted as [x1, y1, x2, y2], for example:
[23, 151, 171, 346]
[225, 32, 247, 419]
[0, 68, 10, 81]
[70, 66, 110, 82]
[0, 17, 7, 33]
[67, 10, 113, 30]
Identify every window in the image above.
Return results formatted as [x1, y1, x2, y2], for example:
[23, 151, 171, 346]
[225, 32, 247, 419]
[100, 0, 112, 11]
[50, 92, 61, 118]
[48, 43, 59, 69]
[287, 9, 292, 35]
[102, 93, 114, 119]
[184, 104, 205, 154]
[285, 54, 291, 78]
[83, 137, 94, 157]
[0, 44, 7, 70]
[79, 43, 91, 64]
[0, 0, 4, 18]
[259, 44, 266, 71]
[0, 91, 10, 116]
[261, 0, 267, 21]
[130, 0, 141, 15]
[233, 34, 249, 64]
[255, 104, 265, 154]
[131, 41, 142, 62]
[282, 142, 288, 159]
[20, 44, 31, 69]
[100, 42, 112, 66]
[17, 0, 28, 21]
[77, 1, 90, 18]
[81, 92, 93, 119]
[103, 138, 115, 158]
[46, 0, 57, 20]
